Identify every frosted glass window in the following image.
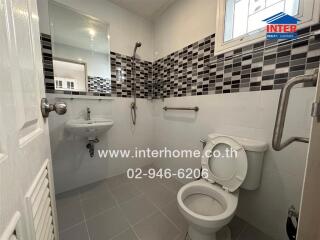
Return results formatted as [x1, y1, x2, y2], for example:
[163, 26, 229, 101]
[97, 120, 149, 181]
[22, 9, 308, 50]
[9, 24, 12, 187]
[224, 0, 300, 42]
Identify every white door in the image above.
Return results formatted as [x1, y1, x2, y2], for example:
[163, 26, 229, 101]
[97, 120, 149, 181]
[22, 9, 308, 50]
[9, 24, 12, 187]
[0, 0, 58, 239]
[297, 69, 320, 239]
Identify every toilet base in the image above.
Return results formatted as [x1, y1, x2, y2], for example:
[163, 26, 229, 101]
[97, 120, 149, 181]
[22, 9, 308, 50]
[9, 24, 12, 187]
[188, 226, 231, 240]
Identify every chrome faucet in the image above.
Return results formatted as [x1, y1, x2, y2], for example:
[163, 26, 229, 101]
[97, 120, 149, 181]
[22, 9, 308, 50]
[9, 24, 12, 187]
[86, 107, 91, 120]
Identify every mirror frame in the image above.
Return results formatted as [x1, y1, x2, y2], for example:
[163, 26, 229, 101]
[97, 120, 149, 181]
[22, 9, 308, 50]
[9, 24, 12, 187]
[48, 0, 111, 95]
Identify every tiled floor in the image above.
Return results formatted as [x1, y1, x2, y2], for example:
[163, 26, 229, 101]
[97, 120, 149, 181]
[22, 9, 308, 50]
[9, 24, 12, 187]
[56, 168, 274, 240]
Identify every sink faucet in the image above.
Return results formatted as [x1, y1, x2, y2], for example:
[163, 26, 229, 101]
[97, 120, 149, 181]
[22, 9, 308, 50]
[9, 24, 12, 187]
[86, 107, 91, 120]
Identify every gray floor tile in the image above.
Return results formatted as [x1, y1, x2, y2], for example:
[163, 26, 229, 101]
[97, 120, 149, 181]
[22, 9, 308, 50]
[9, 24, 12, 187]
[56, 190, 84, 231]
[175, 229, 230, 240]
[161, 201, 187, 232]
[106, 173, 131, 190]
[175, 233, 188, 240]
[143, 183, 176, 209]
[59, 223, 89, 240]
[131, 175, 163, 192]
[111, 182, 142, 204]
[161, 178, 184, 194]
[56, 189, 80, 199]
[111, 229, 139, 240]
[133, 212, 180, 240]
[80, 191, 117, 218]
[237, 224, 273, 240]
[120, 195, 158, 225]
[86, 207, 130, 240]
[57, 174, 274, 240]
[78, 180, 117, 219]
[79, 180, 110, 200]
[228, 216, 247, 240]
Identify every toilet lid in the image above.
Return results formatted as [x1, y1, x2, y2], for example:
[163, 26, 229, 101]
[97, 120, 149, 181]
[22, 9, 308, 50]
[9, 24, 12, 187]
[201, 136, 248, 192]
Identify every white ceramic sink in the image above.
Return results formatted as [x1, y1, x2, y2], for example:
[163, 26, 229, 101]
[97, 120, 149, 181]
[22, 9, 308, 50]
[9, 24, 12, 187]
[65, 118, 114, 139]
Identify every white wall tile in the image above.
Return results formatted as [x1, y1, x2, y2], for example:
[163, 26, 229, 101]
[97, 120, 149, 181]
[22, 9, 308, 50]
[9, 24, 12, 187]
[48, 87, 315, 239]
[152, 87, 315, 240]
[47, 95, 154, 193]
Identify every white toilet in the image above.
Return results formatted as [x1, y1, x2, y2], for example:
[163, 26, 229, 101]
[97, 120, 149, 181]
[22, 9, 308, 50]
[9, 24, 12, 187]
[177, 133, 268, 240]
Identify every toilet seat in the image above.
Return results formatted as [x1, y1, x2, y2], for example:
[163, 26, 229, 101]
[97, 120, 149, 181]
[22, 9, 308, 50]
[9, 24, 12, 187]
[201, 136, 248, 192]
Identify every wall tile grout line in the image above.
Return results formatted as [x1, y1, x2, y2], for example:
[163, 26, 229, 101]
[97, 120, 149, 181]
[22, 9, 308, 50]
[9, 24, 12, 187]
[105, 181, 143, 240]
[40, 23, 320, 100]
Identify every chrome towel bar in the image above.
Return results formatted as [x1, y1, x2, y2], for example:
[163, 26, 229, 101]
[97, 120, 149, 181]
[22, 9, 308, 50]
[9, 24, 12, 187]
[163, 106, 199, 112]
[272, 70, 319, 151]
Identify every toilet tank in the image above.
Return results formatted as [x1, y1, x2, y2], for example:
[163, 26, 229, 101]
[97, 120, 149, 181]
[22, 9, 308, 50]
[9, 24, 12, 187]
[208, 133, 268, 190]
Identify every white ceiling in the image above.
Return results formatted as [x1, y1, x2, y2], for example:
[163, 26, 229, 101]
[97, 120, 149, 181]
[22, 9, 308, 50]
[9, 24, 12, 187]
[108, 0, 177, 19]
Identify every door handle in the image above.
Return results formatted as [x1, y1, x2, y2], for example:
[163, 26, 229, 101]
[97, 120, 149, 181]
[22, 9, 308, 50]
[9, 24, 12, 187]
[41, 98, 67, 118]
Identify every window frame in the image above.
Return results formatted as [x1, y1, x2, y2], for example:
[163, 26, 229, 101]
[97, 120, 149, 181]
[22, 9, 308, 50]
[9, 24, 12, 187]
[53, 58, 87, 92]
[215, 0, 320, 55]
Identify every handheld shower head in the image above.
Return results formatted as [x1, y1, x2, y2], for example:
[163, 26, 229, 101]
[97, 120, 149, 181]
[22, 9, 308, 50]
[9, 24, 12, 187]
[133, 42, 142, 58]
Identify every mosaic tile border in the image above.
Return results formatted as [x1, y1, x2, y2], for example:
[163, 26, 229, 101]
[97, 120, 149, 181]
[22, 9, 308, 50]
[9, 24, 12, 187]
[41, 33, 55, 92]
[41, 24, 320, 99]
[88, 76, 111, 94]
[40, 33, 153, 98]
[153, 24, 320, 98]
[110, 52, 153, 98]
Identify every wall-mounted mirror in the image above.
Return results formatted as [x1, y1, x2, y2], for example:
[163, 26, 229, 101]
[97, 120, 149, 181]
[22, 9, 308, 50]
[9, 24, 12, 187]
[48, 1, 111, 94]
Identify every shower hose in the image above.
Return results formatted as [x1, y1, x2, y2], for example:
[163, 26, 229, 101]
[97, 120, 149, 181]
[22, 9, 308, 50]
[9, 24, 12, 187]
[131, 102, 136, 125]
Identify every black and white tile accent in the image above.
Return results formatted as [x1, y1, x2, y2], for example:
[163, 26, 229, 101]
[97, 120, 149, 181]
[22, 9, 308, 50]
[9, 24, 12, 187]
[88, 76, 111, 94]
[110, 52, 153, 98]
[40, 33, 55, 93]
[40, 33, 153, 98]
[41, 24, 320, 99]
[153, 24, 320, 98]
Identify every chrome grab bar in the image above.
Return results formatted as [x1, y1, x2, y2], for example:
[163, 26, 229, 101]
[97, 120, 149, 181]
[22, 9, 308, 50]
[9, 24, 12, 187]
[272, 70, 318, 151]
[163, 106, 199, 112]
